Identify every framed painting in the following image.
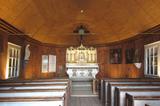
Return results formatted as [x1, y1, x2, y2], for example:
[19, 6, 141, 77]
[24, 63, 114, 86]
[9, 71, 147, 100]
[125, 48, 135, 64]
[110, 48, 122, 64]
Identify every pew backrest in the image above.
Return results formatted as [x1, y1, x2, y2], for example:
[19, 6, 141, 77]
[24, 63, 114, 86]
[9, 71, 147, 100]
[108, 84, 160, 106]
[126, 93, 160, 106]
[115, 88, 160, 106]
[104, 80, 160, 106]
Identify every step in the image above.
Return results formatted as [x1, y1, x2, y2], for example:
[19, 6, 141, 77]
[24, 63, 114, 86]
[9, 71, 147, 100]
[71, 78, 93, 81]
[72, 81, 92, 85]
[72, 90, 92, 95]
[72, 86, 92, 91]
[71, 90, 98, 97]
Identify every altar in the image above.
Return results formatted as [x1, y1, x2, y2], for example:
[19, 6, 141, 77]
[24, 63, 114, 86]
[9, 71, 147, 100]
[66, 63, 98, 80]
[66, 44, 99, 96]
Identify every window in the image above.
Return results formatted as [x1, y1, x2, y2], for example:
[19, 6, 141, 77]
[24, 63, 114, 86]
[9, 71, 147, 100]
[144, 41, 160, 77]
[41, 55, 56, 73]
[6, 42, 21, 79]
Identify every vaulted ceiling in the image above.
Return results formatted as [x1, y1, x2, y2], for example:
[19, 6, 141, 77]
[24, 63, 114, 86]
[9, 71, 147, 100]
[0, 0, 160, 45]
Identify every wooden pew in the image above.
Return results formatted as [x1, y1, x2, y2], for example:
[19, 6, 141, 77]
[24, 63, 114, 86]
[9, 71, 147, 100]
[115, 88, 160, 106]
[0, 79, 71, 97]
[0, 84, 67, 90]
[126, 93, 160, 106]
[0, 78, 69, 83]
[108, 83, 160, 106]
[0, 84, 69, 106]
[0, 89, 66, 106]
[0, 97, 64, 106]
[0, 78, 71, 106]
[101, 78, 160, 106]
[0, 80, 69, 85]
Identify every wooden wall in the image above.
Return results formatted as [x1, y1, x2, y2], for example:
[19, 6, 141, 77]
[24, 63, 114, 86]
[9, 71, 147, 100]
[97, 34, 160, 79]
[0, 30, 68, 80]
[22, 43, 67, 80]
[0, 19, 160, 80]
[0, 19, 68, 80]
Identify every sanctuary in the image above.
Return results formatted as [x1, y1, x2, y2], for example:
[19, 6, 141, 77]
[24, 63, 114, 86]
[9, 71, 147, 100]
[66, 44, 99, 96]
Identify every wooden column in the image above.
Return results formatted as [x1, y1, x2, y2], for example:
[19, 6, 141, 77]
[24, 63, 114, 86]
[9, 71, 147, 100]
[0, 31, 8, 79]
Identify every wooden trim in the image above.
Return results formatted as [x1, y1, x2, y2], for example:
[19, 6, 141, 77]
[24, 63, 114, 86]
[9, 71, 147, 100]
[109, 83, 160, 86]
[119, 88, 160, 92]
[134, 96, 160, 100]
[103, 78, 160, 82]
[0, 78, 69, 83]
[0, 18, 22, 34]
[125, 93, 160, 106]
[0, 89, 66, 93]
[0, 97, 63, 102]
[0, 83, 68, 87]
[0, 18, 41, 44]
[125, 93, 134, 106]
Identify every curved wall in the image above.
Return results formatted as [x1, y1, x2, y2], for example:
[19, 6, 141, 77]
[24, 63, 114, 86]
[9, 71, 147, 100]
[0, 20, 160, 80]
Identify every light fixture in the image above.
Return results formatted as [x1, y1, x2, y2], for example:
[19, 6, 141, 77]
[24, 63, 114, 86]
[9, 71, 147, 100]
[80, 10, 84, 13]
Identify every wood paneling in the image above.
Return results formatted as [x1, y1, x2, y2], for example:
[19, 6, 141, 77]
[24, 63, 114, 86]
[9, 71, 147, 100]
[96, 34, 160, 79]
[23, 43, 67, 80]
[1, 31, 160, 80]
[0, 19, 160, 80]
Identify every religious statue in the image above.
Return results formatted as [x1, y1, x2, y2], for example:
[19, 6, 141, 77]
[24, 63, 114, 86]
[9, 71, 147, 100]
[24, 44, 30, 61]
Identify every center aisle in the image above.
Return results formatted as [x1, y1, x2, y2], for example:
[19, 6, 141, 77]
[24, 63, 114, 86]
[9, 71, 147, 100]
[70, 97, 102, 106]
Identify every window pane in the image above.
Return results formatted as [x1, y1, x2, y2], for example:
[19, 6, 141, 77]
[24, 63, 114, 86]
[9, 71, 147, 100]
[155, 66, 157, 75]
[145, 41, 160, 77]
[147, 49, 149, 74]
[42, 55, 49, 72]
[6, 43, 21, 79]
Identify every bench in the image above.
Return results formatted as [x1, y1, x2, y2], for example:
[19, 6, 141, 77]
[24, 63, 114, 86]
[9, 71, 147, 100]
[108, 83, 160, 106]
[101, 78, 160, 106]
[0, 89, 66, 106]
[115, 88, 160, 106]
[0, 78, 71, 106]
[0, 84, 69, 105]
[0, 78, 69, 83]
[0, 97, 64, 106]
[126, 93, 160, 106]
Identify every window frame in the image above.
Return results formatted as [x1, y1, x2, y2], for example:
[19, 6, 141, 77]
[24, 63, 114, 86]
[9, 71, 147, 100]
[41, 54, 56, 73]
[144, 41, 160, 77]
[6, 42, 21, 79]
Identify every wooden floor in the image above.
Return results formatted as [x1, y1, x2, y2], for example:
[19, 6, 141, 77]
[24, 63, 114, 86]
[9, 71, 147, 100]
[70, 97, 102, 106]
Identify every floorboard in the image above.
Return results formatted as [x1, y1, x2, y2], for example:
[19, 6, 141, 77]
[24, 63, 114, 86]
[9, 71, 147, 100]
[70, 97, 102, 106]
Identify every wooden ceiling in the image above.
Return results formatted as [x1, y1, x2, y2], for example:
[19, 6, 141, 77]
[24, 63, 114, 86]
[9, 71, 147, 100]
[0, 0, 160, 45]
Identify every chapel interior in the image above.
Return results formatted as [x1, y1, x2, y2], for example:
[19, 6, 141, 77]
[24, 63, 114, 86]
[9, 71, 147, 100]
[0, 0, 160, 106]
